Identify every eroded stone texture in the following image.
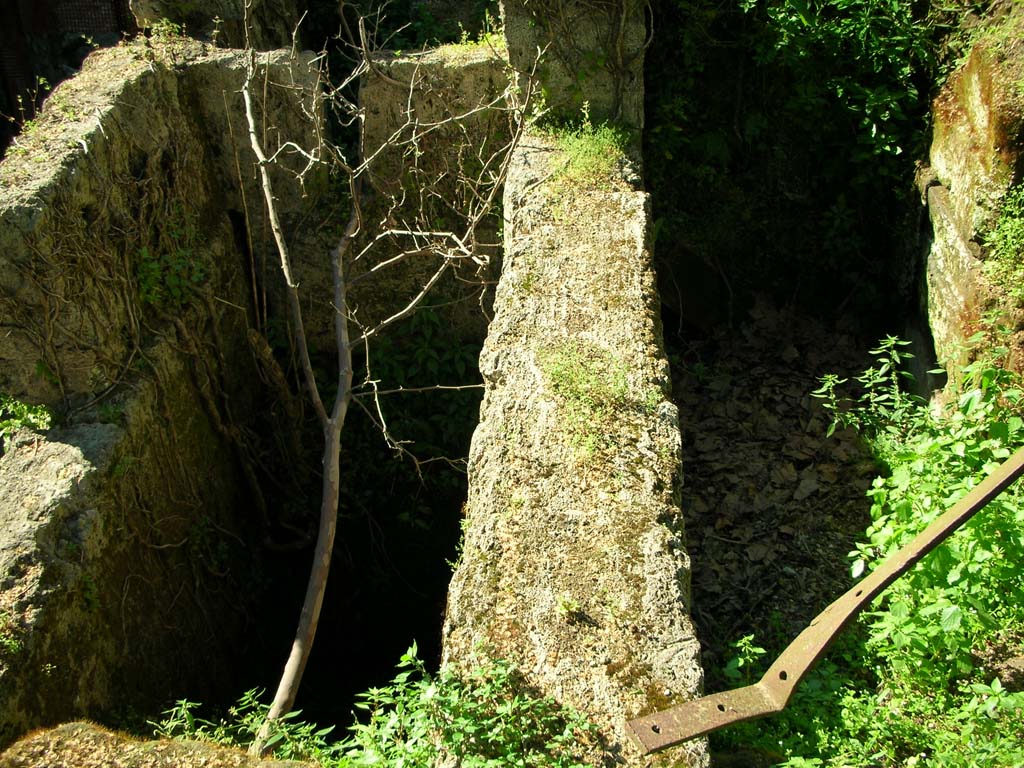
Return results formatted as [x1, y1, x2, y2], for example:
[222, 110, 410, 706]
[442, 134, 708, 767]
[0, 338, 259, 744]
[922, 7, 1024, 374]
[0, 40, 320, 405]
[500, 0, 646, 128]
[345, 42, 514, 341]
[0, 721, 310, 768]
[0, 39, 319, 745]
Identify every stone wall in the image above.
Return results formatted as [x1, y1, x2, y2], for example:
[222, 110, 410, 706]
[500, 0, 646, 128]
[920, 6, 1024, 377]
[346, 41, 514, 343]
[0, 38, 319, 744]
[442, 4, 707, 764]
[442, 131, 708, 766]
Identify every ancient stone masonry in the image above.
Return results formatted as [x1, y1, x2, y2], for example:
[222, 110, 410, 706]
[442, 3, 708, 764]
[348, 41, 515, 342]
[442, 135, 708, 767]
[0, 38, 319, 744]
[919, 5, 1024, 377]
[502, 0, 647, 128]
[0, 2, 710, 762]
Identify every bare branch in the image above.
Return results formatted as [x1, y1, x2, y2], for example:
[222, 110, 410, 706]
[353, 383, 484, 397]
[241, 51, 328, 427]
[350, 258, 450, 347]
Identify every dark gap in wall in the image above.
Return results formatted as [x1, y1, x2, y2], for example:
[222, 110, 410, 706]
[236, 309, 485, 730]
[642, 0, 941, 760]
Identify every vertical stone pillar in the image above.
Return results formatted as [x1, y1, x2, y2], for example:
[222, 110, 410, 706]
[443, 5, 709, 764]
[501, 0, 647, 129]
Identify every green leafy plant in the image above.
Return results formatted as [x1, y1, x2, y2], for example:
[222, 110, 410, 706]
[983, 183, 1024, 304]
[152, 646, 597, 767]
[0, 393, 52, 445]
[812, 335, 923, 461]
[0, 612, 23, 656]
[728, 338, 1024, 764]
[2, 76, 51, 153]
[722, 634, 767, 686]
[135, 209, 206, 311]
[152, 689, 338, 763]
[341, 646, 597, 767]
[643, 0, 942, 322]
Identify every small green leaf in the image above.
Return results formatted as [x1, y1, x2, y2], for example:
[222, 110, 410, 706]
[940, 604, 962, 633]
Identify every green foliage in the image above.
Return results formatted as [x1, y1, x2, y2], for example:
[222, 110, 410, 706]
[545, 105, 631, 187]
[541, 342, 630, 454]
[136, 211, 206, 311]
[741, 0, 934, 164]
[722, 634, 767, 686]
[0, 393, 52, 444]
[342, 646, 596, 767]
[146, 18, 186, 39]
[152, 688, 337, 763]
[643, 0, 943, 320]
[812, 335, 923, 458]
[850, 347, 1024, 686]
[152, 647, 597, 767]
[727, 338, 1024, 764]
[0, 611, 23, 656]
[983, 183, 1024, 304]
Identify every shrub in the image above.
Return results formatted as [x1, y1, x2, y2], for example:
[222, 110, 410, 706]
[718, 337, 1024, 764]
[153, 646, 598, 767]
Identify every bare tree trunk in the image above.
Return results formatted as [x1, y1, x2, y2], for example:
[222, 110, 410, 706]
[249, 212, 358, 755]
[237, 29, 529, 755]
[242, 51, 362, 754]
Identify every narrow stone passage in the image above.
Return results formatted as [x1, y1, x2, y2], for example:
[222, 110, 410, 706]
[667, 300, 879, 685]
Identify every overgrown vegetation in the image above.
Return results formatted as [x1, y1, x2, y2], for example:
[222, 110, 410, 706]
[715, 336, 1024, 765]
[644, 0, 966, 322]
[153, 646, 597, 768]
[983, 182, 1024, 304]
[545, 105, 631, 188]
[0, 393, 52, 450]
[135, 207, 206, 312]
[541, 342, 630, 454]
[0, 611, 23, 657]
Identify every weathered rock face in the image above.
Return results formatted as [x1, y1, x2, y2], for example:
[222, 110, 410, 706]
[0, 39, 320, 405]
[921, 6, 1024, 375]
[344, 41, 514, 342]
[500, 0, 646, 128]
[442, 133, 708, 767]
[0, 38, 320, 745]
[442, 5, 706, 764]
[0, 722, 310, 768]
[129, 0, 302, 49]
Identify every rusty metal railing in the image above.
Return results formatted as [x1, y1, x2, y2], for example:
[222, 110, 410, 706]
[627, 444, 1024, 754]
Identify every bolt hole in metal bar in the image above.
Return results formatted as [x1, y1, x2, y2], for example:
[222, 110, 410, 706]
[627, 445, 1024, 754]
